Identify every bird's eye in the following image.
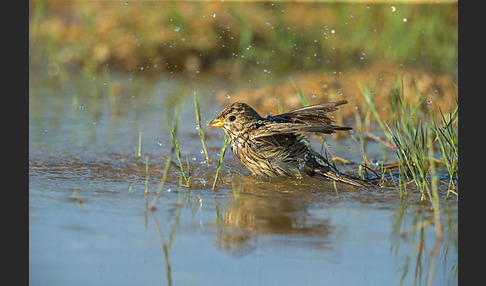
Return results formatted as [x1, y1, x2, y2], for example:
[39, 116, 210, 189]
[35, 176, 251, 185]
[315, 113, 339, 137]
[229, 115, 236, 121]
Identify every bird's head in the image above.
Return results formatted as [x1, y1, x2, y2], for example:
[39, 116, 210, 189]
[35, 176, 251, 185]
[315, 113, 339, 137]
[209, 102, 262, 135]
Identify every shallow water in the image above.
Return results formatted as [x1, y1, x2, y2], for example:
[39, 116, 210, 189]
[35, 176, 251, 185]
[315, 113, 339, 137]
[29, 72, 457, 285]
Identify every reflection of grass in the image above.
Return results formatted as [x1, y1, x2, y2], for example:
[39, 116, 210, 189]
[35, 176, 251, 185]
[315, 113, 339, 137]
[150, 213, 173, 286]
[391, 197, 457, 286]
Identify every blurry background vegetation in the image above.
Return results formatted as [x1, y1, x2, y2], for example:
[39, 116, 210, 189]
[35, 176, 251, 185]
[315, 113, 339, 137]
[29, 0, 458, 78]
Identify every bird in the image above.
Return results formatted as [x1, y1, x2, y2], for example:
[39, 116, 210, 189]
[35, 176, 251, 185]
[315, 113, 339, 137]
[209, 101, 375, 187]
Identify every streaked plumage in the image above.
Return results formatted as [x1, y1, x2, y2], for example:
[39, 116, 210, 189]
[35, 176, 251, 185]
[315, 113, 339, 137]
[210, 101, 374, 187]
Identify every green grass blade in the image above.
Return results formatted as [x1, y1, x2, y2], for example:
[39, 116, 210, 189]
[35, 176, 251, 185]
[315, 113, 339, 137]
[194, 91, 210, 164]
[289, 76, 308, 107]
[212, 135, 230, 191]
[169, 101, 190, 188]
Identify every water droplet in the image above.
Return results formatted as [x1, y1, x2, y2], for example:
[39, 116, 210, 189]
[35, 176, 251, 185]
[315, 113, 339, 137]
[304, 153, 310, 161]
[402, 18, 407, 23]
[157, 141, 163, 146]
[79, 105, 84, 109]
[331, 30, 335, 34]
[390, 6, 396, 12]
[175, 26, 180, 32]
[297, 158, 305, 170]
[225, 94, 231, 100]
[211, 13, 216, 18]
[312, 94, 317, 98]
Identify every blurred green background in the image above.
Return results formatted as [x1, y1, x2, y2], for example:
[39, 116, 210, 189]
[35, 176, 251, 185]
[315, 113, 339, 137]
[29, 0, 458, 78]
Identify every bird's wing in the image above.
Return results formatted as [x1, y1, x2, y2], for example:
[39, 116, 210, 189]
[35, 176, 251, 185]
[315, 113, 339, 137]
[270, 100, 348, 124]
[251, 122, 351, 138]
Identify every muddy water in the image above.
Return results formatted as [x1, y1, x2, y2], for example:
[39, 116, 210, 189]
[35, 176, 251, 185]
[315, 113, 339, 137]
[29, 73, 457, 285]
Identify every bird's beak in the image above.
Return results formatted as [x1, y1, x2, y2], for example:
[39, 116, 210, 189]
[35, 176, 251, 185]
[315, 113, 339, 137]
[209, 118, 224, 128]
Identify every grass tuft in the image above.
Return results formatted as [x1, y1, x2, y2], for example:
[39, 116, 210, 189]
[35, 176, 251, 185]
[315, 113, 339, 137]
[429, 101, 458, 199]
[384, 80, 458, 205]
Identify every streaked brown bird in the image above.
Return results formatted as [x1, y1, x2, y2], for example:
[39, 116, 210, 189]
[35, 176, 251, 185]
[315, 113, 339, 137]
[209, 100, 374, 187]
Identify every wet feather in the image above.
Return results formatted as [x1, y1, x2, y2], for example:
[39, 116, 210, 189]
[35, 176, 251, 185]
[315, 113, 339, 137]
[210, 101, 374, 187]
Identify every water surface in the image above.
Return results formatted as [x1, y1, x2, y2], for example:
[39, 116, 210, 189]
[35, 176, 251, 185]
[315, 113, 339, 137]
[29, 73, 457, 285]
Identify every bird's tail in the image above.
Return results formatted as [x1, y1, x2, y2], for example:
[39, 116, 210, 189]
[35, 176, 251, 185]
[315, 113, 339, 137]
[314, 168, 376, 187]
